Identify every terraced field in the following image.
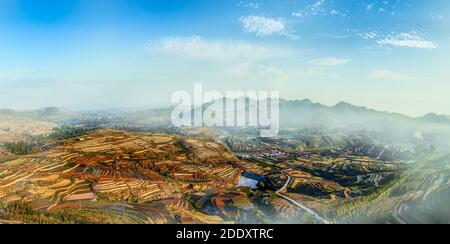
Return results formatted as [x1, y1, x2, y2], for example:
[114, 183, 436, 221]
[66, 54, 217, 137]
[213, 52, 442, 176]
[0, 128, 422, 224]
[0, 129, 246, 224]
[270, 197, 319, 223]
[188, 192, 263, 223]
[286, 155, 404, 193]
[339, 154, 450, 224]
[241, 149, 406, 222]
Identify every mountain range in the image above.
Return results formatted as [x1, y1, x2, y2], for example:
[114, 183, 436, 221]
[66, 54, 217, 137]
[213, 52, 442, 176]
[0, 107, 77, 123]
[2, 99, 450, 128]
[1, 99, 449, 148]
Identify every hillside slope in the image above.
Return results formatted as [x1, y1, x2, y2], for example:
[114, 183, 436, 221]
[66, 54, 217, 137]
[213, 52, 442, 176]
[0, 115, 58, 143]
[0, 107, 77, 123]
[341, 153, 450, 224]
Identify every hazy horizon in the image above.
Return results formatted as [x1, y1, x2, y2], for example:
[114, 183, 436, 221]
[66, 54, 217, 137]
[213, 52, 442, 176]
[1, 96, 448, 119]
[1, 0, 449, 117]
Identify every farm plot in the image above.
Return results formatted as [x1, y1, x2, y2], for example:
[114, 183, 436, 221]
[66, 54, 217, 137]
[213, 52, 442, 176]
[233, 161, 266, 175]
[355, 172, 396, 188]
[94, 180, 130, 194]
[73, 143, 118, 153]
[0, 154, 95, 208]
[271, 196, 323, 223]
[137, 184, 166, 202]
[288, 177, 349, 199]
[211, 165, 241, 182]
[49, 179, 94, 204]
[0, 129, 246, 223]
[178, 163, 241, 182]
[93, 179, 177, 203]
[29, 141, 65, 154]
[180, 164, 213, 173]
[73, 165, 150, 180]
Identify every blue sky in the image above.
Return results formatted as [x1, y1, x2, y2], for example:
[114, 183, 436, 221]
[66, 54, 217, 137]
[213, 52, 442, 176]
[0, 0, 449, 116]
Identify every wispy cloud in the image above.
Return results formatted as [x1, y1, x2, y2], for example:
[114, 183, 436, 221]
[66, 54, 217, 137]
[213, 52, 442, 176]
[307, 0, 327, 16]
[236, 1, 260, 9]
[239, 15, 299, 39]
[369, 69, 417, 81]
[359, 32, 378, 40]
[240, 15, 285, 36]
[147, 36, 284, 63]
[363, 0, 404, 15]
[430, 14, 444, 21]
[308, 58, 351, 66]
[292, 11, 303, 18]
[293, 0, 348, 18]
[330, 9, 348, 18]
[377, 32, 437, 49]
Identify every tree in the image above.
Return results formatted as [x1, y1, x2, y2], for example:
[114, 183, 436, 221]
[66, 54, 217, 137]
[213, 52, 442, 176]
[4, 141, 31, 155]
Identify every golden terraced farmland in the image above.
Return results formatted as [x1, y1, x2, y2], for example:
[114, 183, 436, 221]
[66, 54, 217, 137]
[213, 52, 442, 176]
[0, 129, 243, 223]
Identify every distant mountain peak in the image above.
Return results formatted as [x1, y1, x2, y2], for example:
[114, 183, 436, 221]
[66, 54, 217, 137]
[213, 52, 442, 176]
[419, 113, 450, 124]
[334, 101, 369, 109]
[38, 107, 73, 115]
[334, 101, 352, 107]
[422, 112, 441, 117]
[288, 98, 314, 105]
[0, 107, 77, 123]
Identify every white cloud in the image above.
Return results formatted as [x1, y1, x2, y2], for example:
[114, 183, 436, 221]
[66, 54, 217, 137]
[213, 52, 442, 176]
[378, 32, 437, 49]
[369, 69, 417, 81]
[292, 11, 303, 17]
[147, 36, 282, 63]
[236, 1, 260, 9]
[239, 15, 286, 36]
[309, 0, 326, 15]
[360, 32, 378, 40]
[430, 14, 444, 21]
[318, 33, 351, 39]
[330, 9, 348, 18]
[307, 58, 351, 66]
[239, 15, 299, 39]
[293, 0, 328, 18]
[293, 0, 349, 19]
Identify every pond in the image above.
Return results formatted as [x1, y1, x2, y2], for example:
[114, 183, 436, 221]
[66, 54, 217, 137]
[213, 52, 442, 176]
[237, 172, 265, 189]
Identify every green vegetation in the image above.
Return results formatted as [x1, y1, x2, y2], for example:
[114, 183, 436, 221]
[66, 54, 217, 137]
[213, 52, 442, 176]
[4, 141, 31, 155]
[320, 177, 399, 221]
[49, 126, 96, 140]
[2, 126, 98, 155]
[1, 203, 142, 224]
[332, 152, 450, 223]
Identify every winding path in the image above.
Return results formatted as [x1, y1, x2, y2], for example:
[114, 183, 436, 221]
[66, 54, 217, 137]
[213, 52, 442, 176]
[276, 170, 331, 224]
